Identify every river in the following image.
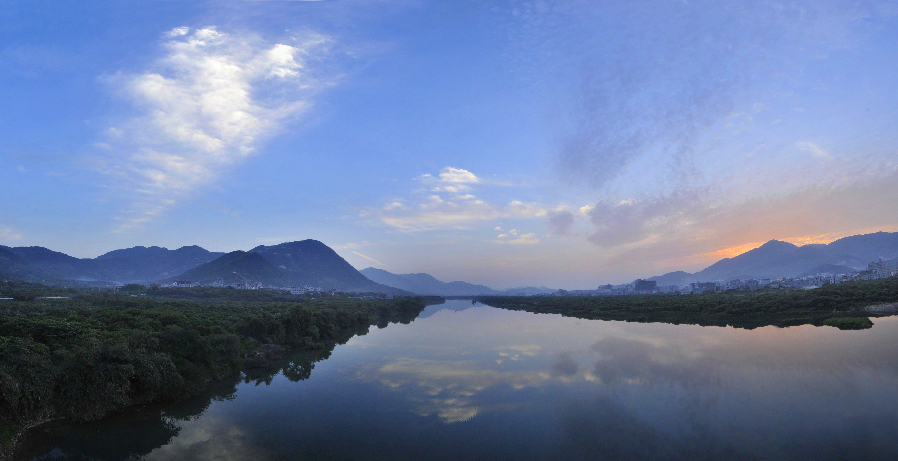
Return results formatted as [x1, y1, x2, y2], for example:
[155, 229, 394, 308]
[14, 300, 898, 460]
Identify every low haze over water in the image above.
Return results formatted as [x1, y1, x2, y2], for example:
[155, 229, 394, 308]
[16, 300, 898, 460]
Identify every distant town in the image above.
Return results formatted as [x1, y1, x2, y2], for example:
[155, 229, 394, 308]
[122, 281, 397, 300]
[160, 280, 323, 294]
[579, 258, 898, 297]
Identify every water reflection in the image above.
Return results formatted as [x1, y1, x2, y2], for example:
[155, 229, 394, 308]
[14, 349, 332, 461]
[345, 302, 898, 459]
[15, 300, 898, 461]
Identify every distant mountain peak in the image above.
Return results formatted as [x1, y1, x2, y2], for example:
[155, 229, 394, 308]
[170, 250, 292, 286]
[759, 239, 796, 249]
[739, 240, 799, 257]
[249, 240, 381, 290]
[360, 267, 500, 296]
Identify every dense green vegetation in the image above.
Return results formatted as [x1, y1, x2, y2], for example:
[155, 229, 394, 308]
[477, 277, 898, 330]
[0, 283, 428, 457]
[11, 349, 339, 460]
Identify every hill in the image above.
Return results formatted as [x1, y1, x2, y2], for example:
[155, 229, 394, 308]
[5, 245, 224, 283]
[168, 251, 293, 286]
[648, 231, 898, 285]
[91, 245, 226, 282]
[0, 246, 48, 281]
[647, 271, 694, 287]
[5, 246, 86, 278]
[249, 240, 404, 292]
[360, 268, 501, 296]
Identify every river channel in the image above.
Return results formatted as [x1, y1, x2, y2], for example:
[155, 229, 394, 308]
[14, 299, 898, 460]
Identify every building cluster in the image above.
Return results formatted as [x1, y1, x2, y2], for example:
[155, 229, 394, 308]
[287, 286, 324, 295]
[565, 259, 898, 297]
[348, 293, 395, 300]
[157, 280, 324, 294]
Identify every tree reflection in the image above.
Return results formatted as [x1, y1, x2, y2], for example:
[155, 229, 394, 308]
[12, 376, 236, 461]
[14, 345, 340, 461]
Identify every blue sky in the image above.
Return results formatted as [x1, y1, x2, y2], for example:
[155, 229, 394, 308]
[2, 0, 897, 289]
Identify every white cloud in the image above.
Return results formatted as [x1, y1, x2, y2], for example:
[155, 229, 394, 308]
[0, 225, 22, 241]
[501, 232, 539, 245]
[99, 26, 333, 229]
[367, 167, 549, 232]
[165, 26, 190, 38]
[495, 228, 540, 244]
[416, 166, 483, 193]
[439, 166, 479, 184]
[383, 201, 406, 210]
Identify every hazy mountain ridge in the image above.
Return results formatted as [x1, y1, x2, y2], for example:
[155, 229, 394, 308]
[2, 231, 897, 290]
[360, 268, 502, 296]
[3, 245, 225, 283]
[4, 246, 87, 280]
[648, 232, 898, 285]
[360, 268, 557, 296]
[0, 240, 408, 293]
[88, 246, 227, 282]
[0, 246, 48, 281]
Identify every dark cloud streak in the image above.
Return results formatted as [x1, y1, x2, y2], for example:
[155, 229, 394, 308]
[587, 189, 709, 247]
[554, 1, 767, 190]
[547, 209, 575, 235]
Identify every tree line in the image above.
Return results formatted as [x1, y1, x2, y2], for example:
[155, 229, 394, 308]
[476, 277, 898, 330]
[0, 284, 427, 457]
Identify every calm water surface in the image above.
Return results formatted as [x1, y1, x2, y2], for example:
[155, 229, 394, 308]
[16, 300, 898, 460]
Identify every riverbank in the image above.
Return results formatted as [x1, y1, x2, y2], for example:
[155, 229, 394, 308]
[477, 277, 898, 329]
[0, 288, 428, 459]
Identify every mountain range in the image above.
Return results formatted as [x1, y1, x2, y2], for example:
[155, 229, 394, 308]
[360, 268, 502, 296]
[0, 240, 404, 293]
[360, 268, 555, 296]
[648, 232, 898, 286]
[2, 231, 897, 293]
[169, 241, 403, 293]
[1, 245, 225, 283]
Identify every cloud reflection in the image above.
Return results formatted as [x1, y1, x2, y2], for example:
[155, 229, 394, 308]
[587, 336, 724, 388]
[145, 414, 275, 461]
[360, 357, 550, 424]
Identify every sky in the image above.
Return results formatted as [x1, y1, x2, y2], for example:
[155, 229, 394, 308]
[1, 0, 897, 289]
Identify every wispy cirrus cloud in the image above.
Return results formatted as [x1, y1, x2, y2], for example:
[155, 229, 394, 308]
[97, 26, 334, 229]
[352, 250, 386, 267]
[501, 0, 898, 265]
[506, 0, 895, 192]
